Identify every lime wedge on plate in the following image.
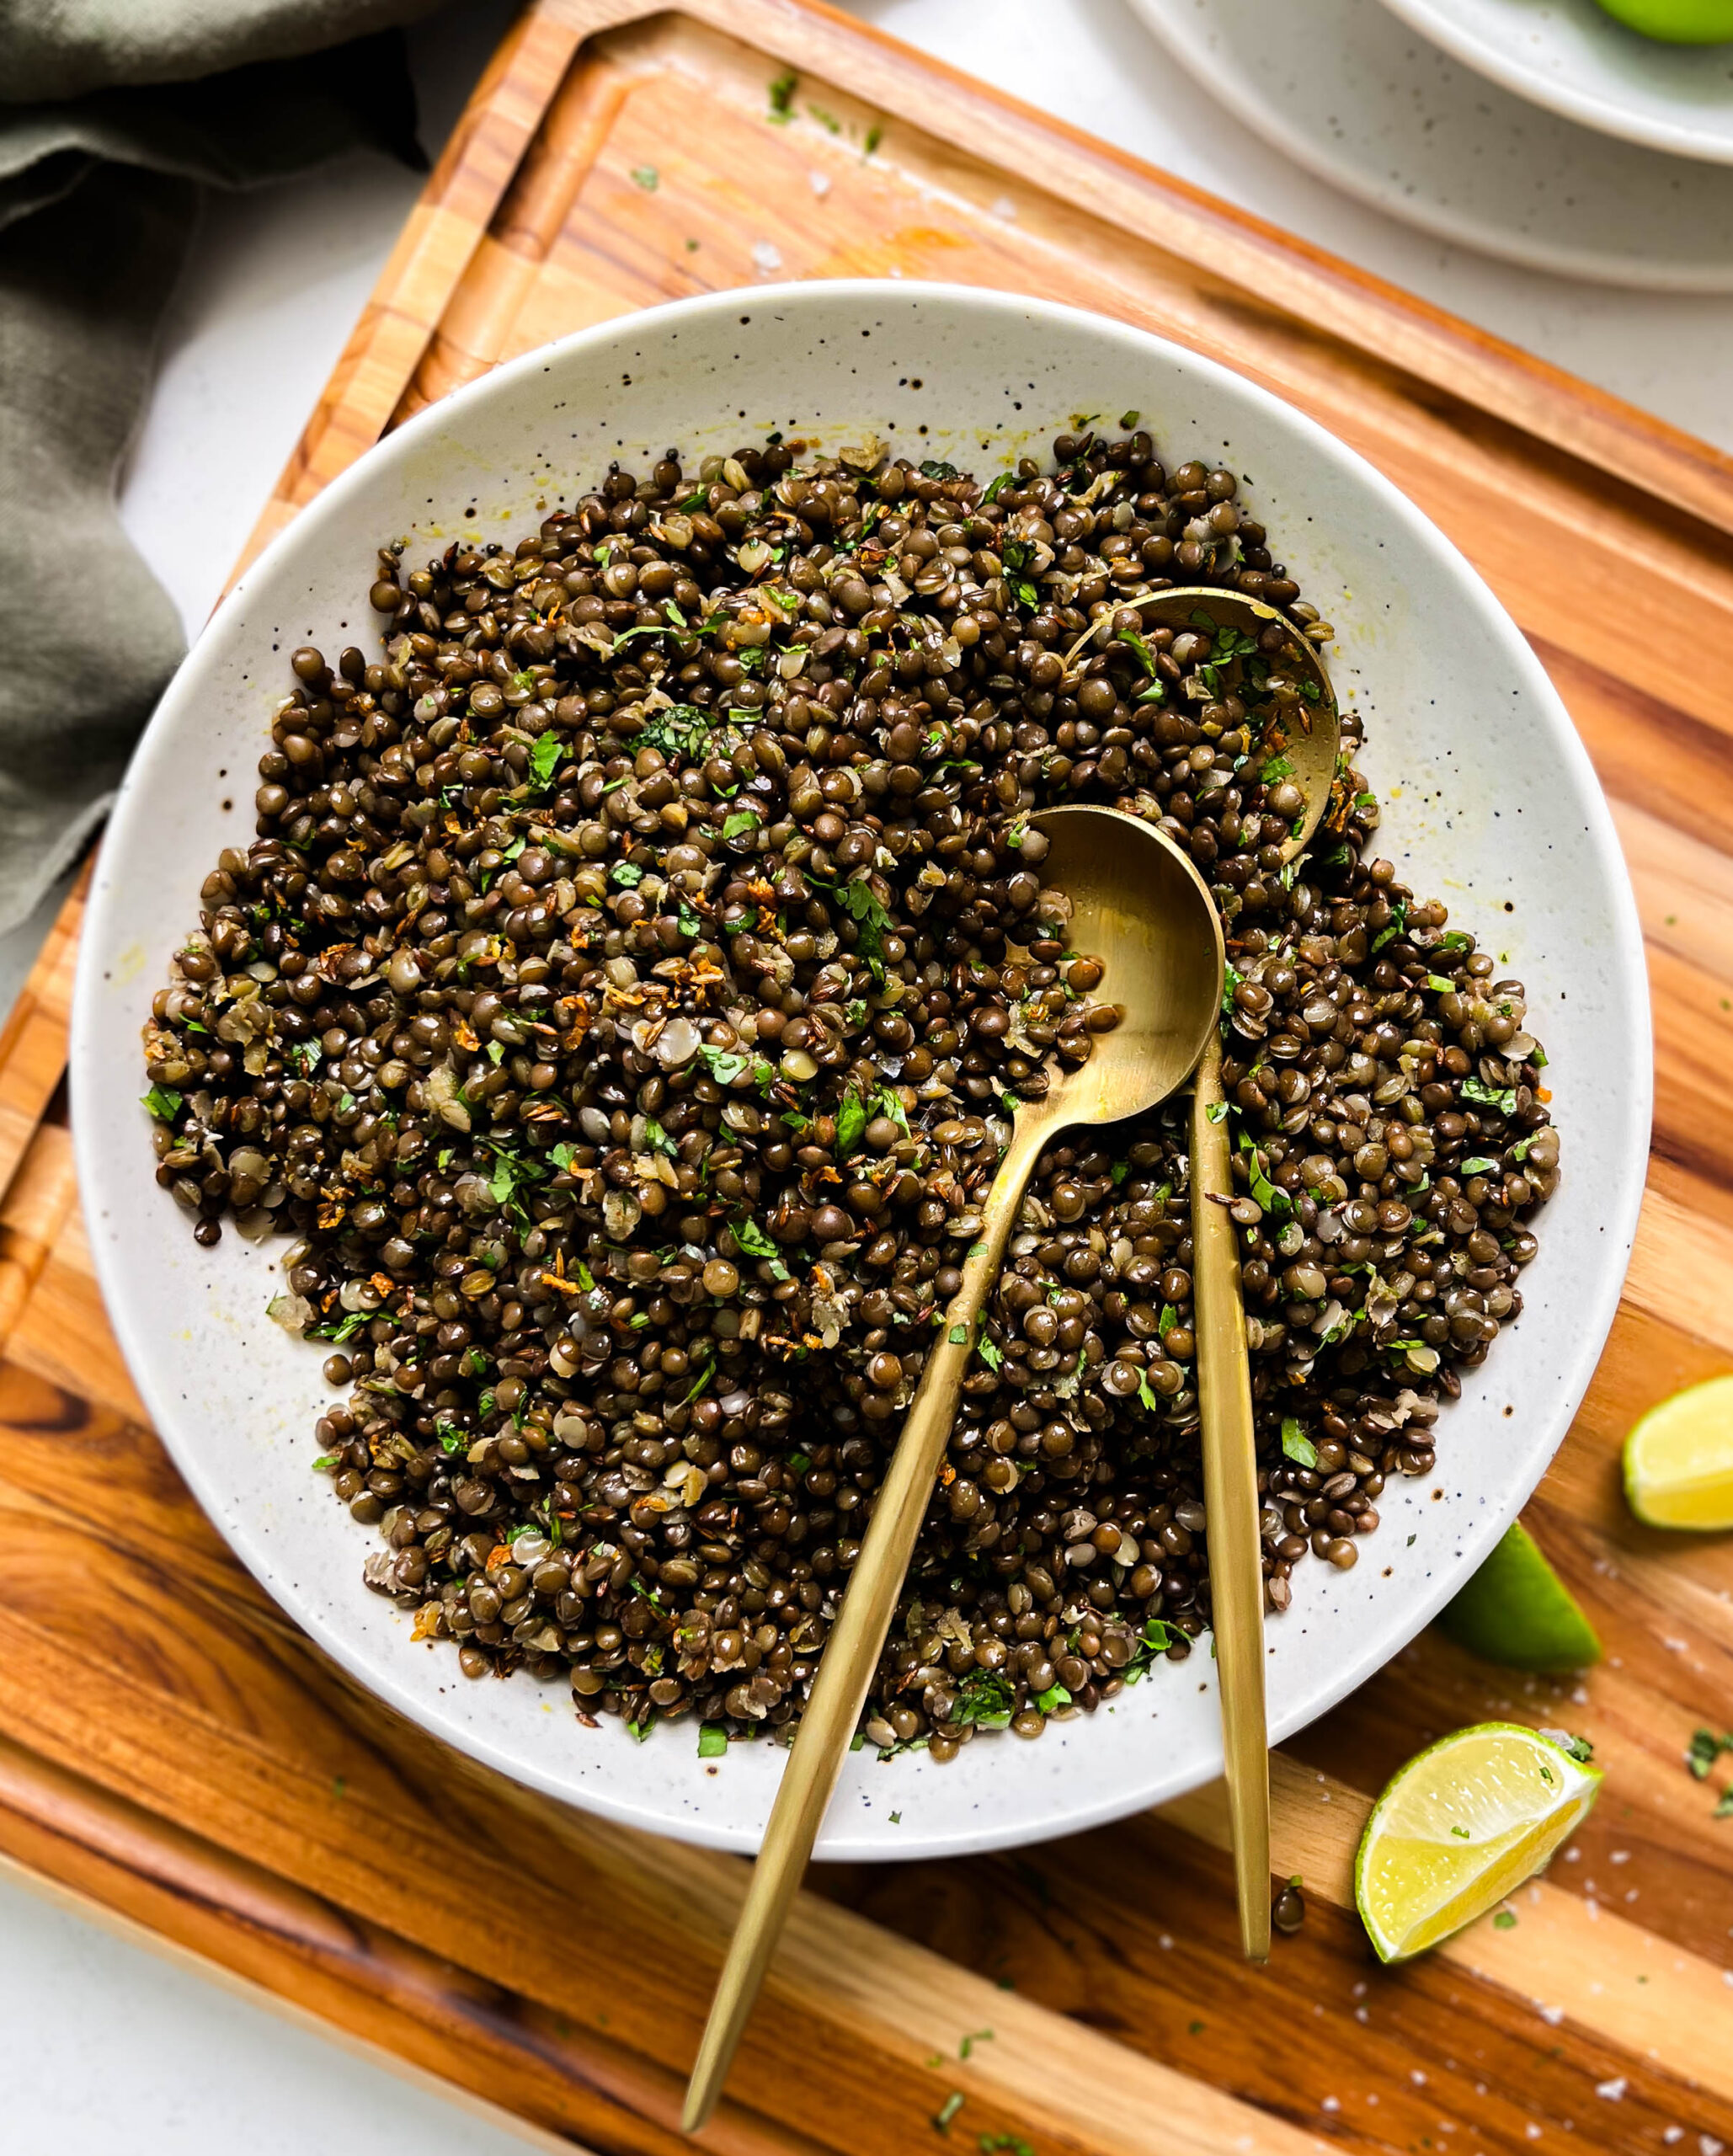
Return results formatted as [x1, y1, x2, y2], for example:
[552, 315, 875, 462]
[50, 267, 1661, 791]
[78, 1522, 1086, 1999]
[1356, 1724, 1601, 1962]
[1436, 1522, 1602, 1672]
[1624, 1375, 1733, 1529]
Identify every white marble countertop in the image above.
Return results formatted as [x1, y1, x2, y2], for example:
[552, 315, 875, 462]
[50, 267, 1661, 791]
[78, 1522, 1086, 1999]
[7, 0, 1730, 2146]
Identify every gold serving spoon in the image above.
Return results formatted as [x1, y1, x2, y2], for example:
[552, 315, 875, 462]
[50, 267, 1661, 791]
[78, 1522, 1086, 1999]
[1122, 587, 1341, 1964]
[682, 805, 1224, 2132]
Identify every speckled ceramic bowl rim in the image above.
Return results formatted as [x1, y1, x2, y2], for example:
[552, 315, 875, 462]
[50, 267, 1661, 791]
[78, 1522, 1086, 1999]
[1378, 0, 1733, 166]
[72, 281, 1650, 1860]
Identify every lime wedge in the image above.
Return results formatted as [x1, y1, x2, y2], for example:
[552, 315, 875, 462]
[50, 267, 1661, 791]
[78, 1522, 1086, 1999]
[1436, 1521, 1602, 1673]
[1355, 1724, 1601, 1962]
[1624, 1375, 1733, 1529]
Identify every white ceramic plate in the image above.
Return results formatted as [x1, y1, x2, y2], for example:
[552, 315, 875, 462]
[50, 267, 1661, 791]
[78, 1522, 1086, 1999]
[1379, 0, 1733, 163]
[72, 282, 1649, 1860]
[1128, 0, 1733, 289]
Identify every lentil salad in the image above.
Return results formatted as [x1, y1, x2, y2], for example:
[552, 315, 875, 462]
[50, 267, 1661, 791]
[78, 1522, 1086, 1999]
[140, 424, 1557, 1759]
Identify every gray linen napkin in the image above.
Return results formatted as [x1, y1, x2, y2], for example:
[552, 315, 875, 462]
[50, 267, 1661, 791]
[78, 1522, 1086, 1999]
[0, 0, 448, 934]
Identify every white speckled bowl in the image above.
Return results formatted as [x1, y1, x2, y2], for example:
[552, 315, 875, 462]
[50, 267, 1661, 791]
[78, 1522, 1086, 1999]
[71, 283, 1648, 1860]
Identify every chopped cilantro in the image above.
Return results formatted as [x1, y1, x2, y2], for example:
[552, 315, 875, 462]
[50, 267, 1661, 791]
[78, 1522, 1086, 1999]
[1460, 1076, 1518, 1115]
[952, 1669, 1015, 1728]
[698, 1724, 728, 1759]
[820, 873, 893, 983]
[730, 1214, 781, 1260]
[836, 1090, 869, 1157]
[1238, 1130, 1293, 1219]
[1280, 1416, 1318, 1468]
[141, 1085, 184, 1122]
[528, 731, 563, 792]
[680, 1348, 717, 1406]
[630, 165, 659, 189]
[311, 1308, 371, 1344]
[767, 68, 797, 120]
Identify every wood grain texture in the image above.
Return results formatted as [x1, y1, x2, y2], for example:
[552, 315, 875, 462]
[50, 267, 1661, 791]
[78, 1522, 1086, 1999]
[3, 2, 1733, 2150]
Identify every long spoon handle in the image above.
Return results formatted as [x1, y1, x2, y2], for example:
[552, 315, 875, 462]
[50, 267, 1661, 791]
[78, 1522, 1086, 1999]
[682, 1113, 1053, 2133]
[1189, 1032, 1272, 1962]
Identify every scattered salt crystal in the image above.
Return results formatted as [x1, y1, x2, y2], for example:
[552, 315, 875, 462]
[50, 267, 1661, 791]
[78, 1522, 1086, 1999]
[1610, 1849, 1630, 1864]
[1570, 1684, 1589, 1704]
[1595, 2079, 1626, 2100]
[808, 171, 831, 198]
[1663, 2131, 1683, 2147]
[1564, 1846, 1581, 1861]
[1321, 2097, 1341, 2112]
[1703, 2138, 1725, 2156]
[990, 195, 1017, 219]
[1352, 1981, 1368, 1999]
[1355, 2006, 1370, 2024]
[1158, 1934, 1172, 1950]
[1538, 2004, 1565, 2025]
[751, 240, 782, 273]
[1411, 2070, 1427, 2086]
[1625, 1889, 1639, 1903]
[1525, 2127, 1542, 2140]
[1663, 1636, 1688, 1652]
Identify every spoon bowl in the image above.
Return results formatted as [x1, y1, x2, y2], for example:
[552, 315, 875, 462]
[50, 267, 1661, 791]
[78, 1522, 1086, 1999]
[1086, 584, 1341, 858]
[1025, 803, 1227, 1125]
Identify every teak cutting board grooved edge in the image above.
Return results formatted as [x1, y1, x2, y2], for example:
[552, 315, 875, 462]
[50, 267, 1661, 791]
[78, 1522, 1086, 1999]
[3, 3, 1731, 2150]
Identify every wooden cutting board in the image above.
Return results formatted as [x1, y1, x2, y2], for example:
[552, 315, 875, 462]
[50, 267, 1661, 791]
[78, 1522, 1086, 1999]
[3, 4, 1730, 2150]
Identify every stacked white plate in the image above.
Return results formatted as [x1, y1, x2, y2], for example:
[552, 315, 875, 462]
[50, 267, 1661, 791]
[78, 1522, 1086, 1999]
[1128, 0, 1733, 288]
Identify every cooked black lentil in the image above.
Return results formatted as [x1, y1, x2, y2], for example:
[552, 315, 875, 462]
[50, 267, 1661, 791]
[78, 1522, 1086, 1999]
[141, 424, 1557, 1758]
